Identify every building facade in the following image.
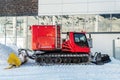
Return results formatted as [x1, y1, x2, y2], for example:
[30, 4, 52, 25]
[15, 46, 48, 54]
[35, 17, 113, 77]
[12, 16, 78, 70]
[0, 0, 120, 50]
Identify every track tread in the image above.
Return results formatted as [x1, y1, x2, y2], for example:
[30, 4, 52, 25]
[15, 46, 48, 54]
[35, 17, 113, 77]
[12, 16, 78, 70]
[35, 53, 90, 65]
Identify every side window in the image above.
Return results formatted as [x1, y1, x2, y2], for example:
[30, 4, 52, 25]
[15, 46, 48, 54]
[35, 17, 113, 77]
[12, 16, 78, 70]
[75, 37, 80, 42]
[80, 35, 86, 42]
[74, 33, 86, 42]
[74, 33, 88, 47]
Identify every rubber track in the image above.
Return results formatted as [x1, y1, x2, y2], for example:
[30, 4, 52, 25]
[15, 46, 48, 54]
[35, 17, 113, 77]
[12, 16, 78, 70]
[35, 54, 91, 65]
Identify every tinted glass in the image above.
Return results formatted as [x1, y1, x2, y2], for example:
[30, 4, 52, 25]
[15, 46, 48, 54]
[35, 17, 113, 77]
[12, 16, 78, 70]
[74, 33, 88, 47]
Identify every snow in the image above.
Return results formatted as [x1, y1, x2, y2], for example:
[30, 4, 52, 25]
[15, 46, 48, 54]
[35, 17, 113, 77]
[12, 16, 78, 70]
[0, 43, 19, 65]
[0, 44, 120, 80]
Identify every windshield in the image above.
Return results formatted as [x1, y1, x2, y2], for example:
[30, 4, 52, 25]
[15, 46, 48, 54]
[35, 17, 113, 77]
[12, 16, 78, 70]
[74, 33, 88, 47]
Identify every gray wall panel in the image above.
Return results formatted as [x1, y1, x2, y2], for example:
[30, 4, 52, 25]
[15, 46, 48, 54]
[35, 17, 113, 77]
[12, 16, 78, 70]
[38, 0, 120, 15]
[90, 34, 120, 56]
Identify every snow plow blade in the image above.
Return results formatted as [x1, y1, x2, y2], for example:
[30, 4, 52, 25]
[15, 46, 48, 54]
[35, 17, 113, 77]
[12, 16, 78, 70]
[101, 54, 111, 63]
[7, 52, 21, 67]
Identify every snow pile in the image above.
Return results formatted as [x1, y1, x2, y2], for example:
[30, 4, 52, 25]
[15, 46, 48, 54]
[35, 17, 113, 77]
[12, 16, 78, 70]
[0, 43, 19, 65]
[109, 57, 120, 65]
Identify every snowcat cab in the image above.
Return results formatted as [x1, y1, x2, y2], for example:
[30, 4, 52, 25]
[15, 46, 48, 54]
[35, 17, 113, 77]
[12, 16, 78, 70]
[62, 32, 90, 54]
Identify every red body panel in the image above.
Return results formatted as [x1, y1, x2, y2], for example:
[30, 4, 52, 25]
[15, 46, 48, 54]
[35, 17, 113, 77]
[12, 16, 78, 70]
[31, 25, 57, 50]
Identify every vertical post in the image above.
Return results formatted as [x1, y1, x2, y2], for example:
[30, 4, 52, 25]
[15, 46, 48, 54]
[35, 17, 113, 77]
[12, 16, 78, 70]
[95, 15, 99, 32]
[52, 16, 56, 25]
[113, 40, 115, 58]
[4, 16, 7, 45]
[13, 16, 17, 45]
[73, 16, 75, 32]
[110, 14, 112, 31]
[38, 16, 39, 25]
[4, 24, 6, 45]
[23, 16, 28, 48]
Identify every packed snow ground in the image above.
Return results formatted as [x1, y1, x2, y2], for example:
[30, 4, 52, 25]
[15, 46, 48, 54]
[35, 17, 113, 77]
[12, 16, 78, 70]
[0, 43, 120, 80]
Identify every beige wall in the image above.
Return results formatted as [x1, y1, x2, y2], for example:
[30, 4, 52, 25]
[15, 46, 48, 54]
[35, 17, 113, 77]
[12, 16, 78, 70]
[0, 14, 120, 49]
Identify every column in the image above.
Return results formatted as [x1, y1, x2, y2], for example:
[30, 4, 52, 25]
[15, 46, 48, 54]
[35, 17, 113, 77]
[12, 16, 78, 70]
[95, 15, 99, 32]
[13, 17, 17, 45]
[23, 16, 28, 48]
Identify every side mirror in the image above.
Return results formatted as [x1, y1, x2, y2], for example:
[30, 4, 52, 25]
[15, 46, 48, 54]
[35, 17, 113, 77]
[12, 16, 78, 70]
[87, 38, 93, 48]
